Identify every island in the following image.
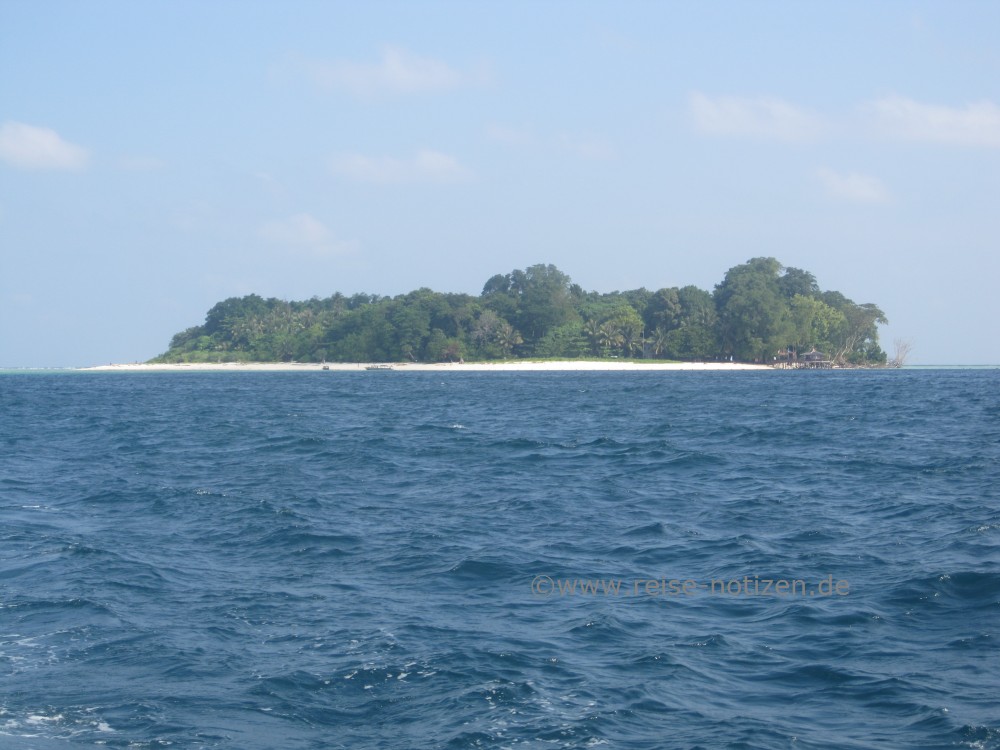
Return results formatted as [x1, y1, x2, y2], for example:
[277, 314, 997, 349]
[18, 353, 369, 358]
[145, 258, 890, 369]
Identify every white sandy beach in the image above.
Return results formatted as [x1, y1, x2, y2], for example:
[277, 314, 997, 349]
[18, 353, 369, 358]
[82, 361, 772, 372]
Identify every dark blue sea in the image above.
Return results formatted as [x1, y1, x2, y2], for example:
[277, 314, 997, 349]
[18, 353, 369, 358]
[1, 370, 998, 749]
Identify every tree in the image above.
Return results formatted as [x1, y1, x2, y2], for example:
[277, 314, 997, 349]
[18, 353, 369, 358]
[644, 287, 682, 333]
[423, 328, 450, 362]
[597, 322, 623, 357]
[471, 309, 520, 359]
[667, 286, 719, 359]
[837, 302, 888, 365]
[482, 263, 579, 348]
[533, 323, 589, 358]
[390, 303, 431, 361]
[714, 258, 793, 362]
[608, 305, 644, 357]
[787, 294, 846, 355]
[649, 327, 671, 358]
[583, 318, 603, 356]
[495, 322, 523, 358]
[888, 339, 913, 368]
[778, 267, 819, 299]
[169, 326, 204, 351]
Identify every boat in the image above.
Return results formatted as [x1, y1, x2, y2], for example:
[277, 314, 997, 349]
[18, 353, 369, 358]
[365, 364, 394, 371]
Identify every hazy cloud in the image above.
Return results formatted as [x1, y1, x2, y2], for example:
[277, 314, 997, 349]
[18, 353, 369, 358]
[690, 93, 825, 142]
[817, 168, 890, 204]
[118, 155, 166, 171]
[486, 125, 616, 160]
[331, 149, 472, 184]
[305, 46, 482, 97]
[259, 213, 357, 257]
[558, 133, 617, 160]
[869, 96, 1000, 147]
[0, 121, 89, 170]
[485, 123, 536, 146]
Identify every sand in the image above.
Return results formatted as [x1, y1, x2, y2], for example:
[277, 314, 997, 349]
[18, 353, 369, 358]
[81, 361, 773, 372]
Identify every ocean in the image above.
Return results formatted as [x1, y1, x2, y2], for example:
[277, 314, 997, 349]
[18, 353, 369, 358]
[1, 370, 998, 749]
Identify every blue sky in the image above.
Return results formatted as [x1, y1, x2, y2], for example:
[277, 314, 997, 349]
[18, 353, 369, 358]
[2, 1, 998, 366]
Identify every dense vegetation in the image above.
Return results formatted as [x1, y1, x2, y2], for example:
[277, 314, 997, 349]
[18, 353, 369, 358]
[153, 258, 888, 365]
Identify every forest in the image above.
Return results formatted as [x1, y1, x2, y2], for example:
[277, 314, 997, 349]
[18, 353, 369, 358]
[152, 258, 888, 366]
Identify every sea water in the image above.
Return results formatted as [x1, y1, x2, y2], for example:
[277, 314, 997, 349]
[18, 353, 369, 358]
[1, 370, 998, 749]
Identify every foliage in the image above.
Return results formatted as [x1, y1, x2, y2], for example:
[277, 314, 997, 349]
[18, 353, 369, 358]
[714, 257, 793, 362]
[150, 259, 889, 366]
[481, 263, 580, 351]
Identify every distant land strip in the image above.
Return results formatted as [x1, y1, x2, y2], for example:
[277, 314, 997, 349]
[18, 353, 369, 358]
[150, 258, 894, 368]
[83, 361, 773, 372]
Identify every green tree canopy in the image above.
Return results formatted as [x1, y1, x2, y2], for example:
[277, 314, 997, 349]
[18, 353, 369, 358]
[714, 257, 792, 362]
[152, 259, 888, 366]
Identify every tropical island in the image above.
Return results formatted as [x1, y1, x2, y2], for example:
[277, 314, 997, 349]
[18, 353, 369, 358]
[149, 258, 890, 368]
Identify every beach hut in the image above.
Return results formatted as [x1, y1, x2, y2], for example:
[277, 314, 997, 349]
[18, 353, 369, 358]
[802, 349, 832, 368]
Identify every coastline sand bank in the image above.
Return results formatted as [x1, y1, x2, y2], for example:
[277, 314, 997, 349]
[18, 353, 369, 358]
[81, 361, 772, 373]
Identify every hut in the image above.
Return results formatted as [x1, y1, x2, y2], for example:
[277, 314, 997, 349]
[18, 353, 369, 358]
[801, 349, 832, 368]
[773, 348, 795, 368]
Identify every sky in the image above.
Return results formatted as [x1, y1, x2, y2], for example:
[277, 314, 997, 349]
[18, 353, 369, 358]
[1, 1, 998, 367]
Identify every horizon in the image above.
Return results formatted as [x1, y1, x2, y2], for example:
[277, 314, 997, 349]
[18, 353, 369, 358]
[5, 363, 1000, 372]
[2, 2, 998, 366]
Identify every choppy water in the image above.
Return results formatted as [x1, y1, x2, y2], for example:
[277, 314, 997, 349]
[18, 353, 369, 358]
[1, 370, 998, 749]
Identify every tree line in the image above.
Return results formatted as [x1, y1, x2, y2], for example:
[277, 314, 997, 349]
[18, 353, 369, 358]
[153, 258, 888, 366]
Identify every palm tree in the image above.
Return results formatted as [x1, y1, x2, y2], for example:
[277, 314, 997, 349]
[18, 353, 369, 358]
[495, 322, 523, 358]
[650, 327, 671, 358]
[620, 321, 643, 358]
[598, 322, 622, 357]
[584, 318, 603, 356]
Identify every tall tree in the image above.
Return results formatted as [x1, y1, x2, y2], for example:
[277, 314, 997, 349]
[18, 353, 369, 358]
[644, 287, 682, 332]
[482, 263, 579, 348]
[714, 258, 793, 361]
[778, 267, 819, 299]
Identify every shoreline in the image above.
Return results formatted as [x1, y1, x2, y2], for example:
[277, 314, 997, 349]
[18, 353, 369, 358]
[79, 361, 774, 373]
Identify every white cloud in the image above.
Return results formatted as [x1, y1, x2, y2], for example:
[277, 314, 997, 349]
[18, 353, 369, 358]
[0, 121, 89, 170]
[869, 96, 1000, 147]
[259, 213, 357, 257]
[331, 149, 472, 184]
[306, 46, 480, 97]
[689, 93, 825, 142]
[817, 168, 890, 204]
